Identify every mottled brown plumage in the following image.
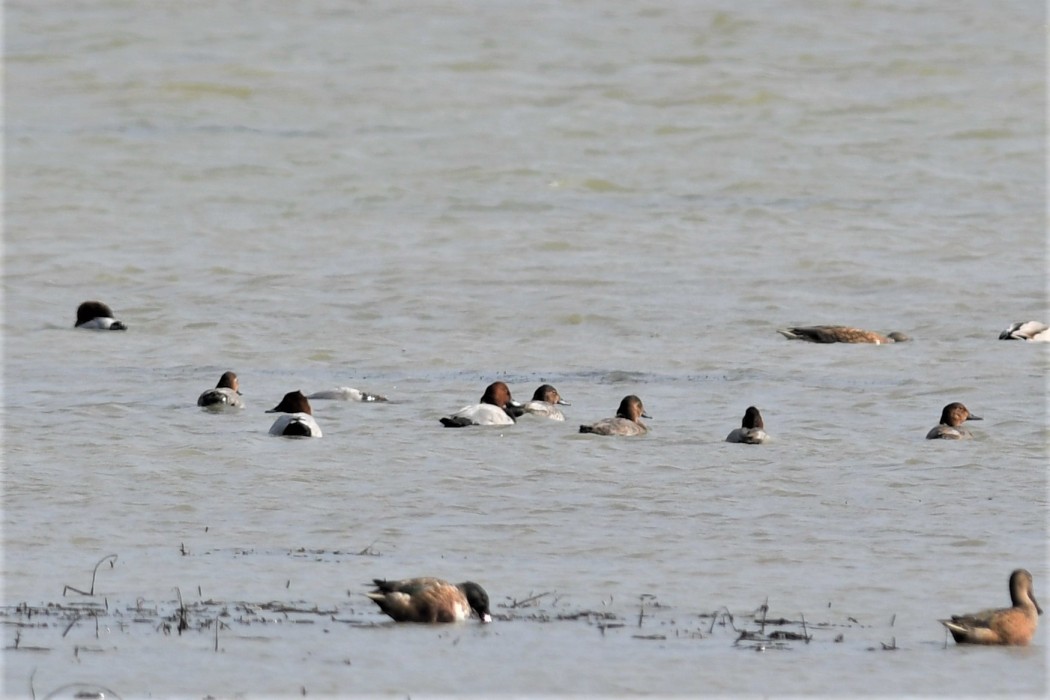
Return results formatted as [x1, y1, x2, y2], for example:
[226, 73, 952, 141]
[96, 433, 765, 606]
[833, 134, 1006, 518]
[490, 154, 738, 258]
[367, 578, 492, 623]
[941, 569, 1042, 645]
[777, 325, 908, 344]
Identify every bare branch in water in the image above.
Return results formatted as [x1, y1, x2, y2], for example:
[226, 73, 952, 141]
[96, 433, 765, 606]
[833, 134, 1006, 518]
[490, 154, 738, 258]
[356, 541, 381, 556]
[637, 594, 656, 628]
[505, 592, 552, 609]
[62, 554, 118, 597]
[61, 614, 80, 638]
[175, 587, 188, 633]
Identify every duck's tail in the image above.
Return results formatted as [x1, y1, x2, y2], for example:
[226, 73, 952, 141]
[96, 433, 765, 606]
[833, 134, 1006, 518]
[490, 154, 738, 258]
[440, 416, 475, 428]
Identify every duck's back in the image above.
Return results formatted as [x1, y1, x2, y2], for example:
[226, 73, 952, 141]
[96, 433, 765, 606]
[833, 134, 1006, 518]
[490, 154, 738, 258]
[926, 425, 970, 440]
[443, 403, 515, 427]
[522, 401, 565, 420]
[726, 427, 769, 444]
[580, 417, 647, 436]
[269, 413, 323, 437]
[198, 387, 243, 408]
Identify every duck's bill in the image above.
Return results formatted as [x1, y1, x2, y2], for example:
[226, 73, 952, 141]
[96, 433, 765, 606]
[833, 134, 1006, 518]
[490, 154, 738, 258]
[969, 414, 983, 421]
[480, 613, 492, 623]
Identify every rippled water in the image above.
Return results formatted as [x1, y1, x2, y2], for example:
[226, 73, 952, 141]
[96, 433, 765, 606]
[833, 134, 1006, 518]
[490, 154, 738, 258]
[3, 0, 1047, 697]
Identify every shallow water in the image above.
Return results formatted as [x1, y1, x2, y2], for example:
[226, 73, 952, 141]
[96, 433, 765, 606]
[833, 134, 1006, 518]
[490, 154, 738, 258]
[3, 0, 1048, 697]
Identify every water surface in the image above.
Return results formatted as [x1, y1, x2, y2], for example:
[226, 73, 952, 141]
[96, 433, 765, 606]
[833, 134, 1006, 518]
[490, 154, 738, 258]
[3, 0, 1047, 697]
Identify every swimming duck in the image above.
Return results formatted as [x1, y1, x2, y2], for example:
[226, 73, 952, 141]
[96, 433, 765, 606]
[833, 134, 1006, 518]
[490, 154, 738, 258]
[521, 384, 570, 421]
[941, 569, 1042, 645]
[266, 391, 322, 437]
[440, 381, 522, 428]
[308, 387, 388, 402]
[579, 395, 650, 436]
[367, 577, 492, 623]
[197, 371, 244, 409]
[777, 325, 908, 344]
[725, 406, 770, 444]
[75, 301, 127, 331]
[999, 321, 1050, 342]
[926, 402, 981, 440]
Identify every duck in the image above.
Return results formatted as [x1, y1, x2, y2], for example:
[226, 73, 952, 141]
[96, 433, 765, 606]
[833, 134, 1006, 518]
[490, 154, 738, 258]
[777, 325, 908, 344]
[266, 391, 322, 437]
[307, 387, 387, 402]
[520, 384, 570, 421]
[941, 569, 1042, 645]
[999, 321, 1050, 342]
[366, 577, 492, 623]
[74, 300, 127, 330]
[197, 371, 244, 409]
[926, 402, 981, 440]
[440, 381, 522, 428]
[579, 395, 650, 436]
[725, 406, 769, 444]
